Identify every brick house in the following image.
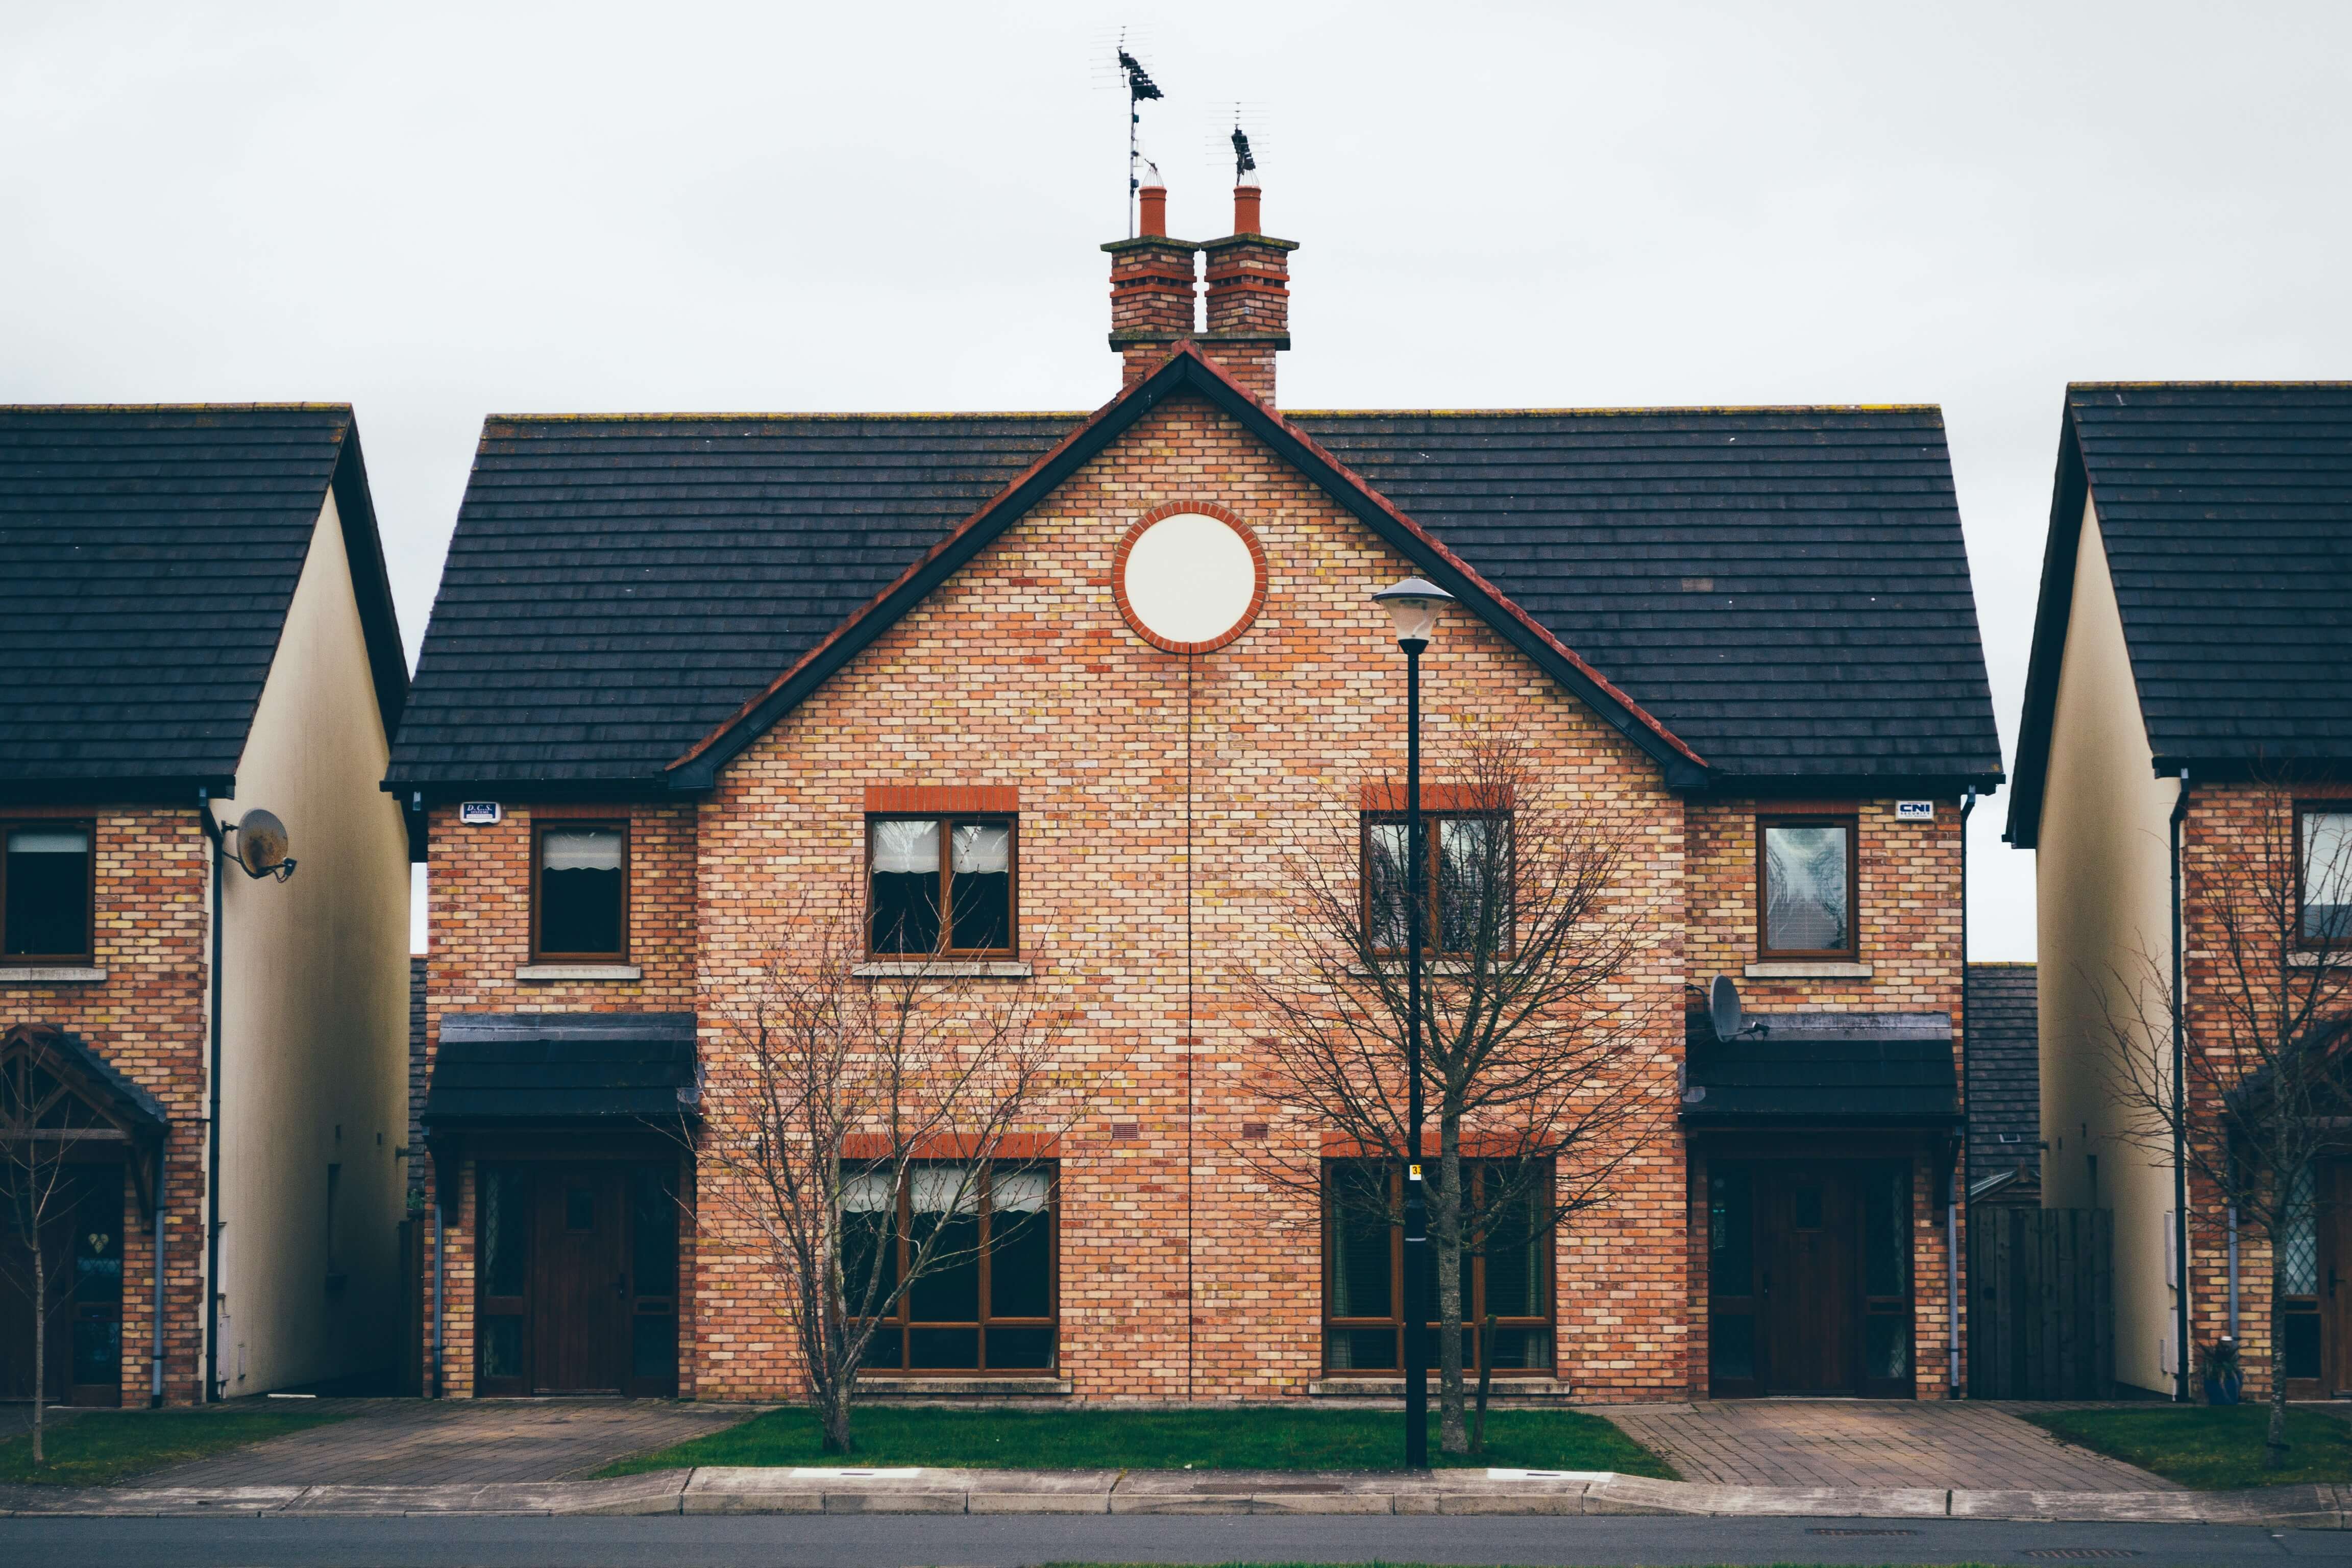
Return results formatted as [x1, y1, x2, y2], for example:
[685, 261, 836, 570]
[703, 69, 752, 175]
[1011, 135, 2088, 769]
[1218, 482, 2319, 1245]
[2009, 382, 2352, 1401]
[389, 181, 2002, 1404]
[0, 406, 415, 1406]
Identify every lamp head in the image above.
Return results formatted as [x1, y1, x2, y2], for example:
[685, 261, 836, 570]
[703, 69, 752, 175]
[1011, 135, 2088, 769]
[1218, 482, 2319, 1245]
[1372, 576, 1453, 649]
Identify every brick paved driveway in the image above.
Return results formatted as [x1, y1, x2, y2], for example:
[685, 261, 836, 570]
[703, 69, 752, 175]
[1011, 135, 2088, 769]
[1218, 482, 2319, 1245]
[136, 1398, 747, 1485]
[1604, 1400, 2178, 1491]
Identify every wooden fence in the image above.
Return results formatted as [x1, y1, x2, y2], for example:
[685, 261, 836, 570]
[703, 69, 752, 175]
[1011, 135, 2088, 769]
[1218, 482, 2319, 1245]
[1968, 1206, 2114, 1399]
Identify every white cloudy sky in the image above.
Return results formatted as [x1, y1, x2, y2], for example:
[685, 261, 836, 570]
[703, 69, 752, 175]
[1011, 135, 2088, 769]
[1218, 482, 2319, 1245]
[7, 1, 2348, 960]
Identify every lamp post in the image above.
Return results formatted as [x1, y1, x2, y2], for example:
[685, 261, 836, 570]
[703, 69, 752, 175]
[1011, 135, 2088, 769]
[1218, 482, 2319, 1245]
[1373, 575, 1451, 1471]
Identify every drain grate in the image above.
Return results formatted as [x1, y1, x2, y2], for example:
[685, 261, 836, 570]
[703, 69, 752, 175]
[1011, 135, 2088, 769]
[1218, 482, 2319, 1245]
[2022, 1551, 2141, 1561]
[1808, 1527, 1920, 1537]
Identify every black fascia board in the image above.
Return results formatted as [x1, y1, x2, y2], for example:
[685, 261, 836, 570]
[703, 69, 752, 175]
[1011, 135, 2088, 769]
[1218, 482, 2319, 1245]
[380, 775, 690, 805]
[1696, 770, 2005, 801]
[327, 420, 412, 737]
[2005, 401, 2095, 850]
[0, 774, 235, 805]
[669, 351, 1708, 793]
[1678, 1112, 1963, 1130]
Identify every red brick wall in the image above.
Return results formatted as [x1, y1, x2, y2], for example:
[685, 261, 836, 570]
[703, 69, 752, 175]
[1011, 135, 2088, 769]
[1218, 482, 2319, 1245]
[0, 807, 209, 1405]
[416, 802, 698, 1395]
[689, 392, 1689, 1402]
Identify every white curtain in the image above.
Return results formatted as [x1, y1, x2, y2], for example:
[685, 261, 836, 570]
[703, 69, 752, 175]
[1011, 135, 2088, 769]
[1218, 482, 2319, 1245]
[541, 827, 622, 871]
[910, 1164, 981, 1216]
[992, 1170, 1049, 1213]
[872, 820, 940, 874]
[6, 828, 87, 855]
[952, 823, 1010, 874]
[841, 1169, 896, 1213]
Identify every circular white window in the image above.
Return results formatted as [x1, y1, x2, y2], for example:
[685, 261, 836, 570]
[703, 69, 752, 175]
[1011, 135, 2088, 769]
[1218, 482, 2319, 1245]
[1114, 509, 1265, 653]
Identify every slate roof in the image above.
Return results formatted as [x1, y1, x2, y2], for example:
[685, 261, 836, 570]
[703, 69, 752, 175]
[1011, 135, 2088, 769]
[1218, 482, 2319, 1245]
[388, 355, 2000, 796]
[1681, 1011, 1959, 1128]
[0, 405, 408, 796]
[421, 1012, 700, 1126]
[1966, 963, 2040, 1183]
[2010, 383, 2352, 844]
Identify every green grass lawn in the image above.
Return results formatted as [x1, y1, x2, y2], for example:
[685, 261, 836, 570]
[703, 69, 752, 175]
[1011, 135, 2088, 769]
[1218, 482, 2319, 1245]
[0, 1407, 350, 1487]
[596, 1406, 1676, 1478]
[2021, 1404, 2352, 1490]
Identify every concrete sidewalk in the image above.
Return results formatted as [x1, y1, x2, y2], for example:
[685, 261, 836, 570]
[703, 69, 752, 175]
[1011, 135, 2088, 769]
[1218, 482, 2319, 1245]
[0, 1466, 2344, 1525]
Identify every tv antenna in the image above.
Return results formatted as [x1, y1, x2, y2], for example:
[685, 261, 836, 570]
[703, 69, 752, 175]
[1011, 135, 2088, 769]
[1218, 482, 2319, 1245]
[1230, 122, 1257, 184]
[1116, 38, 1164, 235]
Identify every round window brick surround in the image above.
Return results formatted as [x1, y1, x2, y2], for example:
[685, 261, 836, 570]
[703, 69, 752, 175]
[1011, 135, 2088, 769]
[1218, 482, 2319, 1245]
[1112, 505, 1268, 654]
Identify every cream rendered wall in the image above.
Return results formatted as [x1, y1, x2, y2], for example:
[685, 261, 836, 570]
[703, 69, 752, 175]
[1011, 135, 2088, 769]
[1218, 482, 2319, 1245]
[211, 491, 410, 1395]
[2036, 493, 2183, 1397]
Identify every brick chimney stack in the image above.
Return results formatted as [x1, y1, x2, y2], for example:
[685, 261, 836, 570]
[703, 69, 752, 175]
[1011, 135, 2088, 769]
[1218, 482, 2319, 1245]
[1103, 182, 1199, 388]
[1198, 180, 1296, 405]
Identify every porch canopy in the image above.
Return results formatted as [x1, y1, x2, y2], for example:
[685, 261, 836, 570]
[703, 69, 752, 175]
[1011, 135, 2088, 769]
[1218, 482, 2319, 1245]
[1680, 1011, 1959, 1131]
[423, 1012, 701, 1130]
[0, 1021, 168, 1216]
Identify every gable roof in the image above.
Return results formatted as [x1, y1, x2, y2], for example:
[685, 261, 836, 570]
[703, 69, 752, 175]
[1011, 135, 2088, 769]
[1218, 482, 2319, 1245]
[0, 404, 408, 799]
[387, 347, 2002, 797]
[2008, 383, 2352, 845]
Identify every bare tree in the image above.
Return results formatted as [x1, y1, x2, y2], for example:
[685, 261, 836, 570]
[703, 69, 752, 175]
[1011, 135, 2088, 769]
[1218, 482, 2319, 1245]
[2103, 775, 2352, 1469]
[2, 1026, 86, 1466]
[698, 897, 1066, 1455]
[1242, 731, 1672, 1455]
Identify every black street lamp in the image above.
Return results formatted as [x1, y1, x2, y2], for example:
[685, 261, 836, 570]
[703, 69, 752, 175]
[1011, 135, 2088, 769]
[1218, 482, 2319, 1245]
[1373, 574, 1451, 1471]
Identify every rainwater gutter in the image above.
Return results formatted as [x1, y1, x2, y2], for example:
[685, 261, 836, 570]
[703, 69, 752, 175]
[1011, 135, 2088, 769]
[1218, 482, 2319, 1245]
[2170, 768, 2192, 1401]
[1953, 786, 1976, 1397]
[150, 1142, 165, 1407]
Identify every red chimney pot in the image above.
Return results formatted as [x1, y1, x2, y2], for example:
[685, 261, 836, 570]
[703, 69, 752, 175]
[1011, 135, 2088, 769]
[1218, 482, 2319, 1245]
[1232, 184, 1262, 235]
[1138, 184, 1168, 238]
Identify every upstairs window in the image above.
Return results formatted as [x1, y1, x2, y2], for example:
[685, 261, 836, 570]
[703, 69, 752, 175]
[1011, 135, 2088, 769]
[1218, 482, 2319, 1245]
[3, 823, 93, 963]
[533, 823, 627, 961]
[1363, 813, 1510, 956]
[1759, 817, 1856, 960]
[2300, 807, 2352, 947]
[869, 817, 1016, 958]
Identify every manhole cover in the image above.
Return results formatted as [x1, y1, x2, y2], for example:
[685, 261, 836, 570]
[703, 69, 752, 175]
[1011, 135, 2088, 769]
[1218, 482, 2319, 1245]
[2022, 1552, 2140, 1561]
[1809, 1528, 1920, 1537]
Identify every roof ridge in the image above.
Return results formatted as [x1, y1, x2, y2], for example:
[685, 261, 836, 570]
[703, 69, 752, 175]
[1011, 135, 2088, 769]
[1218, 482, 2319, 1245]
[0, 401, 354, 413]
[1287, 404, 1944, 417]
[484, 411, 1093, 425]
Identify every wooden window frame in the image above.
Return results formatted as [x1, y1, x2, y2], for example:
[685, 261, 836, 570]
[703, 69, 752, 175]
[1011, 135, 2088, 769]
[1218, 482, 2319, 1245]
[865, 814, 1019, 961]
[2294, 803, 2352, 952]
[1756, 814, 1860, 962]
[1360, 810, 1513, 959]
[0, 816, 97, 966]
[529, 819, 630, 965]
[856, 1161, 1058, 1377]
[1319, 1159, 1554, 1377]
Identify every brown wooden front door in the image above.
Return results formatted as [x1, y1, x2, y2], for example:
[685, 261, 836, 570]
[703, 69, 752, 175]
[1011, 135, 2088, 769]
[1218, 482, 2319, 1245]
[1709, 1158, 1917, 1399]
[0, 1165, 124, 1406]
[2314, 1160, 2352, 1398]
[1760, 1165, 1858, 1393]
[531, 1164, 626, 1394]
[476, 1158, 680, 1398]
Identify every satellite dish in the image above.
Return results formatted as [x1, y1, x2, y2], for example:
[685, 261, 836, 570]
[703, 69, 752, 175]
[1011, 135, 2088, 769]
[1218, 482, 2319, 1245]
[1709, 975, 1743, 1043]
[232, 808, 296, 882]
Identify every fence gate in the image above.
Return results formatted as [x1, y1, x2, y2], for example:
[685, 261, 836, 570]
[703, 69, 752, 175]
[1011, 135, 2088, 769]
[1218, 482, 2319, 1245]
[1968, 1206, 2113, 1399]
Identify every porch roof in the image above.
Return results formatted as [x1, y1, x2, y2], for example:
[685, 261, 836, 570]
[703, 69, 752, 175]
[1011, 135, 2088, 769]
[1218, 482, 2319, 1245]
[1680, 1011, 1958, 1129]
[422, 1012, 700, 1126]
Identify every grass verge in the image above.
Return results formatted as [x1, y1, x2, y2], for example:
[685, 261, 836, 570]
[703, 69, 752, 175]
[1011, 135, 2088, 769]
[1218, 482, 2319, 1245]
[2020, 1404, 2352, 1490]
[0, 1407, 350, 1487]
[595, 1406, 1675, 1479]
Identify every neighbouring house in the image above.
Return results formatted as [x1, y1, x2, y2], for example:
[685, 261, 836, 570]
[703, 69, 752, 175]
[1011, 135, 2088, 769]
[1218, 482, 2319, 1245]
[2008, 382, 2352, 1400]
[0, 406, 414, 1406]
[388, 180, 2003, 1404]
[1966, 963, 2041, 1208]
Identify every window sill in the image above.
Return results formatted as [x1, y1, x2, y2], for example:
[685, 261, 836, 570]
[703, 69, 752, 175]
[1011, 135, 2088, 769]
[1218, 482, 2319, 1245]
[514, 963, 642, 981]
[1308, 1375, 1574, 1399]
[852, 960, 1033, 978]
[2288, 951, 2349, 968]
[854, 1374, 1070, 1396]
[1346, 959, 1477, 978]
[0, 965, 107, 983]
[1744, 961, 1872, 980]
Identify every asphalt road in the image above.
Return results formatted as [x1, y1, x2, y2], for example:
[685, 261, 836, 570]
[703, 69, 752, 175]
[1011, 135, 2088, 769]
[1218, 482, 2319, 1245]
[2, 1513, 2349, 1567]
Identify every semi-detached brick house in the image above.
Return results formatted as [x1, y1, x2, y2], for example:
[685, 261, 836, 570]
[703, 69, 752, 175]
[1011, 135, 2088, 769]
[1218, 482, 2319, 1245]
[388, 181, 2003, 1404]
[0, 406, 414, 1406]
[2009, 383, 2352, 1401]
